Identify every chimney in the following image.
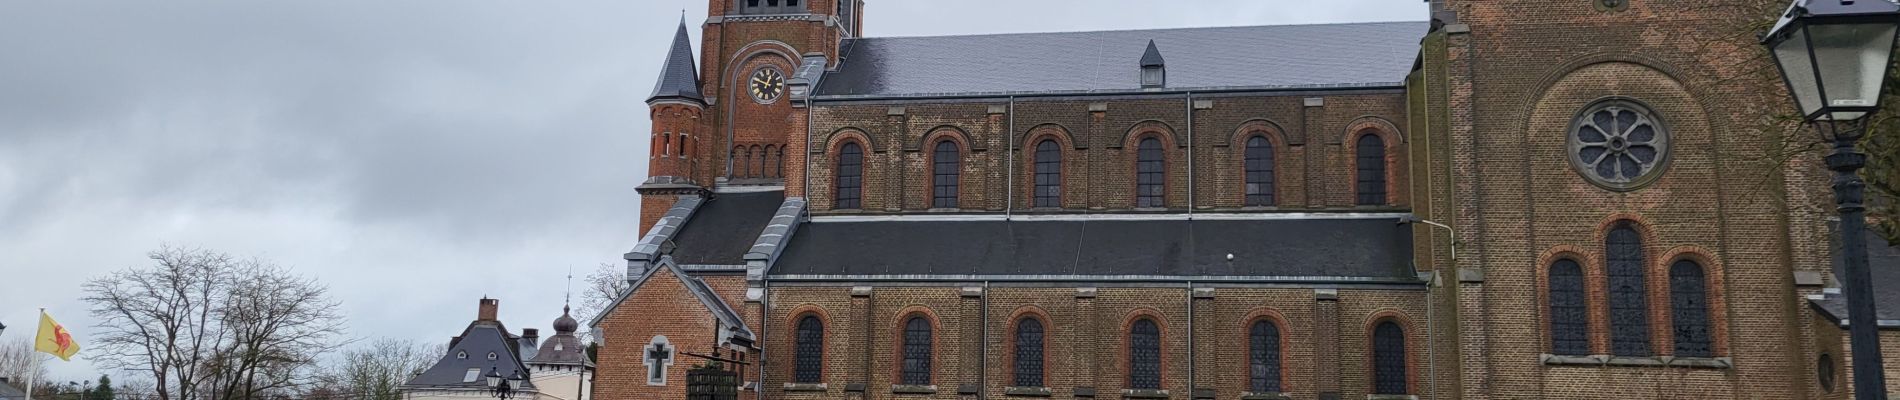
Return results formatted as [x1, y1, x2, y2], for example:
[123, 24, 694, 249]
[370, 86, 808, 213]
[522, 328, 540, 348]
[478, 297, 500, 321]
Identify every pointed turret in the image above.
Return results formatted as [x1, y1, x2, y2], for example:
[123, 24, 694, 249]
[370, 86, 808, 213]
[1139, 40, 1166, 88]
[648, 18, 703, 104]
[1139, 39, 1166, 67]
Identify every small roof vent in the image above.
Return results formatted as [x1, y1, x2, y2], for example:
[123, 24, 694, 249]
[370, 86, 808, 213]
[1139, 40, 1166, 88]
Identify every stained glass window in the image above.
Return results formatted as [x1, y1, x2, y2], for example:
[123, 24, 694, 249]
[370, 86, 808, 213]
[1244, 136, 1275, 206]
[1607, 224, 1650, 356]
[835, 142, 862, 209]
[1670, 260, 1711, 357]
[1014, 318, 1045, 387]
[1034, 140, 1062, 208]
[1356, 133, 1387, 205]
[902, 316, 932, 385]
[932, 140, 960, 209]
[1249, 320, 1282, 393]
[793, 316, 823, 383]
[1373, 321, 1407, 395]
[1129, 319, 1161, 389]
[1136, 138, 1165, 208]
[1549, 259, 1589, 355]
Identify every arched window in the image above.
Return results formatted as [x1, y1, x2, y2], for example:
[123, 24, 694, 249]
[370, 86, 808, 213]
[835, 142, 862, 210]
[1606, 224, 1650, 356]
[1548, 259, 1589, 355]
[1128, 318, 1161, 389]
[793, 315, 823, 383]
[661, 133, 671, 157]
[932, 140, 960, 209]
[1372, 321, 1407, 395]
[775, 146, 785, 178]
[1670, 260, 1712, 357]
[1136, 137, 1166, 208]
[679, 134, 690, 158]
[1034, 139, 1062, 208]
[762, 145, 778, 178]
[1249, 320, 1282, 393]
[1245, 136, 1275, 206]
[1355, 133, 1387, 205]
[1013, 318, 1045, 387]
[901, 316, 932, 385]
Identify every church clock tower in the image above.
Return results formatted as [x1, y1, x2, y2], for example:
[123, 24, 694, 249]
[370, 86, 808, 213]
[639, 0, 863, 232]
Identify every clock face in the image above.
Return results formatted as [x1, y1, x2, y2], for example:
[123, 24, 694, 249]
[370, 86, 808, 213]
[748, 68, 785, 103]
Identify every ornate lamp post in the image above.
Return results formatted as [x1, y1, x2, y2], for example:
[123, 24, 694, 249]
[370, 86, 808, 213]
[1763, 0, 1900, 398]
[483, 367, 527, 399]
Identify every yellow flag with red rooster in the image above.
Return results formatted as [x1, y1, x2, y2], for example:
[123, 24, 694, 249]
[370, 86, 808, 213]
[34, 311, 79, 361]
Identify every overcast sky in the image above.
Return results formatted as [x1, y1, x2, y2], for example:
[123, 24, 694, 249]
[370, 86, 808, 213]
[0, 0, 1425, 381]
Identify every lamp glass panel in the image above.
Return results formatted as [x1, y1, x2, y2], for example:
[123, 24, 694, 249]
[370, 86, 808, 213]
[1810, 22, 1897, 120]
[1774, 27, 1825, 118]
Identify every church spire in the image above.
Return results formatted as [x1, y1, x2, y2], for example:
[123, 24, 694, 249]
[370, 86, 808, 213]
[647, 17, 703, 104]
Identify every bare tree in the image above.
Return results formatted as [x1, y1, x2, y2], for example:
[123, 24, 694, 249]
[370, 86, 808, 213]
[309, 338, 436, 400]
[82, 246, 345, 400]
[0, 335, 49, 391]
[573, 262, 628, 342]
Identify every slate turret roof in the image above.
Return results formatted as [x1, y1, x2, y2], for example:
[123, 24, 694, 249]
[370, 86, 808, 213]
[647, 18, 703, 104]
[527, 306, 592, 366]
[404, 320, 536, 391]
[815, 21, 1428, 99]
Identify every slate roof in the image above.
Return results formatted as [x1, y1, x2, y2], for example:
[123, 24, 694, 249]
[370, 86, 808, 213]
[0, 378, 26, 400]
[815, 21, 1429, 98]
[670, 190, 786, 265]
[770, 216, 1416, 281]
[647, 18, 703, 103]
[588, 256, 756, 345]
[1811, 228, 1900, 328]
[404, 322, 536, 390]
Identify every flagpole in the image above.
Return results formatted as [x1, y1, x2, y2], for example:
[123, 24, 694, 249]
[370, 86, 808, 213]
[24, 308, 41, 400]
[22, 353, 38, 400]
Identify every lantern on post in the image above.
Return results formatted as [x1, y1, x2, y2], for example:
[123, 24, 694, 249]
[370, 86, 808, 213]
[1763, 1, 1900, 399]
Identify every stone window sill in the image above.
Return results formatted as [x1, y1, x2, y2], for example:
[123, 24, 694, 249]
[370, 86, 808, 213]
[1240, 392, 1291, 400]
[1122, 388, 1170, 399]
[1367, 395, 1418, 400]
[1541, 353, 1733, 368]
[1004, 386, 1052, 397]
[891, 384, 938, 395]
[782, 382, 827, 392]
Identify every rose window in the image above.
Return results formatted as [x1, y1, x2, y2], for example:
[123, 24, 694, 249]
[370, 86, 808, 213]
[1569, 100, 1669, 190]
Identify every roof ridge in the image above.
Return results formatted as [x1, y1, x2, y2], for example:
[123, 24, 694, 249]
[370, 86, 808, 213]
[848, 19, 1428, 41]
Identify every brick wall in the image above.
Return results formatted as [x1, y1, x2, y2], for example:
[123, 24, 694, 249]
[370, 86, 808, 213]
[804, 93, 1409, 213]
[594, 267, 723, 400]
[758, 285, 1429, 399]
[1426, 0, 1821, 397]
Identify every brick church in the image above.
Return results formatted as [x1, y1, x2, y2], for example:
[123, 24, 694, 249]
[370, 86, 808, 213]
[589, 0, 1900, 399]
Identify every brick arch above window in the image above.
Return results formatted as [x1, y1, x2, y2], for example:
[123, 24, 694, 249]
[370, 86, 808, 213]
[1596, 216, 1662, 356]
[1120, 308, 1169, 390]
[1005, 305, 1054, 388]
[921, 131, 968, 210]
[1657, 246, 1728, 358]
[1362, 309, 1419, 396]
[1239, 307, 1292, 394]
[1120, 120, 1183, 149]
[909, 125, 982, 152]
[784, 304, 831, 384]
[1536, 245, 1604, 355]
[1226, 119, 1293, 148]
[1021, 126, 1074, 209]
[1020, 123, 1083, 150]
[890, 305, 940, 386]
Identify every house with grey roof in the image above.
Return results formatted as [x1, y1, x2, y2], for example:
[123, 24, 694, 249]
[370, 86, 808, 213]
[401, 298, 541, 400]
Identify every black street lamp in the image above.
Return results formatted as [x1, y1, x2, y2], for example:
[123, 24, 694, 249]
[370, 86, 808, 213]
[483, 367, 526, 399]
[1763, 0, 1900, 398]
